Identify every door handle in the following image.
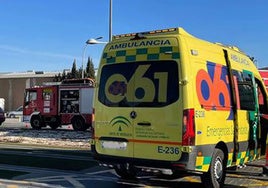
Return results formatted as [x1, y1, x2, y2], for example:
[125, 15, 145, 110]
[137, 122, 151, 126]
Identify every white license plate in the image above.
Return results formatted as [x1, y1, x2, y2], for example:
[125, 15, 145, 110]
[101, 141, 127, 150]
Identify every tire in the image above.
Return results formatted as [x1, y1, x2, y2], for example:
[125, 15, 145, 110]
[114, 164, 137, 179]
[72, 116, 87, 131]
[49, 118, 60, 130]
[201, 148, 226, 188]
[10, 114, 15, 118]
[85, 123, 91, 129]
[30, 116, 43, 130]
[49, 123, 60, 130]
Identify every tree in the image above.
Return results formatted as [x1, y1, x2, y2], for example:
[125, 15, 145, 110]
[53, 73, 62, 82]
[62, 69, 67, 80]
[85, 57, 95, 79]
[53, 57, 95, 81]
[70, 59, 79, 78]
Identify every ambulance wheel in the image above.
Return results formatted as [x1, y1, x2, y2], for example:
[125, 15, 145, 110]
[72, 116, 87, 131]
[30, 116, 43, 130]
[201, 148, 226, 188]
[114, 163, 137, 179]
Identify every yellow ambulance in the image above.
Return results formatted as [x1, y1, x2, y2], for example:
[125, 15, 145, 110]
[91, 27, 268, 187]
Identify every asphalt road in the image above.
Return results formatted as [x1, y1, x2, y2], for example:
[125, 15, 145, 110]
[0, 147, 266, 188]
[0, 118, 267, 187]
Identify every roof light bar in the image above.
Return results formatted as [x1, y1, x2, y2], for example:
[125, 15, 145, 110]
[114, 28, 177, 39]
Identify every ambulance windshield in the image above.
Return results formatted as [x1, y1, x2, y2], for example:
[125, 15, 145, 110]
[98, 61, 179, 107]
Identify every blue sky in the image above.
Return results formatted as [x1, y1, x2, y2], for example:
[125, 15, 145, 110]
[0, 0, 267, 73]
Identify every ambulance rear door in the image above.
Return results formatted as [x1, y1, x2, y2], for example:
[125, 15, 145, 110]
[97, 59, 182, 161]
[130, 60, 182, 161]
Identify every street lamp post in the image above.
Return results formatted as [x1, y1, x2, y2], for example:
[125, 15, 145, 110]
[109, 0, 112, 42]
[81, 0, 112, 78]
[81, 44, 88, 79]
[81, 37, 107, 79]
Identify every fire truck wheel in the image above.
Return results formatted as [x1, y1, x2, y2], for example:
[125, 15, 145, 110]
[49, 123, 60, 130]
[72, 116, 87, 131]
[49, 117, 61, 130]
[30, 116, 43, 130]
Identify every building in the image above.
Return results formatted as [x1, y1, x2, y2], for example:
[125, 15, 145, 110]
[0, 70, 62, 112]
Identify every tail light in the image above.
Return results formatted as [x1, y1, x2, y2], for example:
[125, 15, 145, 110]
[182, 109, 195, 146]
[91, 108, 95, 139]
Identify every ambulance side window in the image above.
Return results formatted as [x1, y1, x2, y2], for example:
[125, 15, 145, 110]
[233, 71, 256, 111]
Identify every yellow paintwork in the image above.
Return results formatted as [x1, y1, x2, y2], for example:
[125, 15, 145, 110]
[93, 27, 267, 171]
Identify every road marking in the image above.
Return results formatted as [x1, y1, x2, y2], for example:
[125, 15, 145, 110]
[86, 169, 114, 175]
[181, 176, 200, 182]
[64, 176, 85, 188]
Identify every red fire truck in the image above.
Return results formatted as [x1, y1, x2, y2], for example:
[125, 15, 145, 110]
[259, 69, 268, 91]
[23, 78, 94, 131]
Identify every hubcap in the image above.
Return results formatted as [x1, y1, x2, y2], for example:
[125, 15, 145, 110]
[34, 120, 39, 126]
[214, 156, 223, 180]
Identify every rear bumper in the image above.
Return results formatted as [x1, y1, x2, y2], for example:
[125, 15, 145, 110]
[91, 144, 198, 173]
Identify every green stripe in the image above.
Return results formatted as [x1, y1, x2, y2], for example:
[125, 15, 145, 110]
[126, 55, 136, 61]
[203, 156, 211, 165]
[116, 50, 126, 56]
[172, 52, 180, 59]
[196, 166, 202, 170]
[147, 54, 159, 60]
[160, 46, 172, 53]
[107, 57, 116, 63]
[137, 48, 147, 54]
[103, 53, 108, 58]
